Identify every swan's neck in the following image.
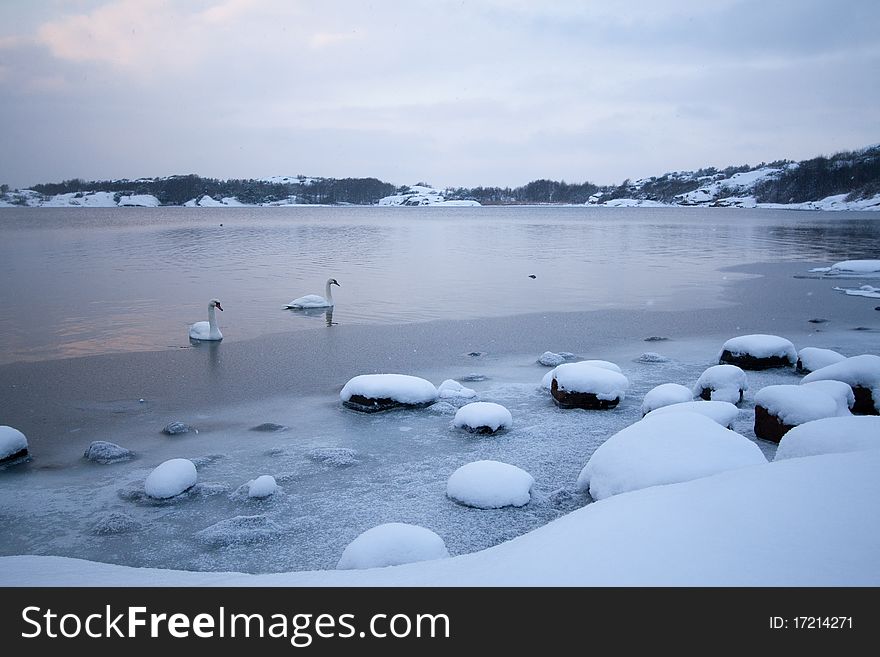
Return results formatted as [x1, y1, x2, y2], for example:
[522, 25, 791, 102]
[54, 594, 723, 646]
[325, 281, 334, 303]
[208, 305, 218, 329]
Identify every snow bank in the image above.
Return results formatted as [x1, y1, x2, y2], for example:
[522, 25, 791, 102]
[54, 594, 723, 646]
[640, 383, 693, 415]
[576, 413, 766, 500]
[552, 362, 629, 400]
[643, 400, 739, 428]
[340, 374, 438, 410]
[438, 379, 477, 400]
[3, 449, 879, 585]
[246, 475, 278, 499]
[447, 460, 534, 509]
[796, 347, 846, 373]
[336, 523, 449, 570]
[144, 458, 198, 499]
[719, 334, 797, 368]
[0, 426, 28, 461]
[754, 385, 839, 426]
[774, 416, 880, 461]
[693, 364, 747, 404]
[799, 380, 855, 416]
[452, 402, 512, 433]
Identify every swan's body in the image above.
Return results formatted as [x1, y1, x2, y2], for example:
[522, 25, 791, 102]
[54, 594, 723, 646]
[286, 278, 339, 309]
[189, 299, 223, 341]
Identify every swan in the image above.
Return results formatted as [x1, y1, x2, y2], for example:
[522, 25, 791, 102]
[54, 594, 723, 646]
[189, 298, 223, 341]
[286, 278, 339, 309]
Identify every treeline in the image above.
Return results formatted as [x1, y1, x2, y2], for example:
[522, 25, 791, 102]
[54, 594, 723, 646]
[446, 179, 600, 204]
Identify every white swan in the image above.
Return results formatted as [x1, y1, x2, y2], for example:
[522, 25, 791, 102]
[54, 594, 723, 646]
[286, 278, 339, 309]
[189, 298, 223, 341]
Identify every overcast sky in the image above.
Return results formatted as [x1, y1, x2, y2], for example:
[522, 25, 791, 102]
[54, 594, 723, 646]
[1, 0, 877, 189]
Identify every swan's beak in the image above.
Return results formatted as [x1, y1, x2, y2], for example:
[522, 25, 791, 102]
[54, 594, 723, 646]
[333, 280, 340, 287]
[216, 303, 223, 311]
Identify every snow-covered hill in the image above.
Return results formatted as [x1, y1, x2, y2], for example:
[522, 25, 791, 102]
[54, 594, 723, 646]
[378, 185, 481, 207]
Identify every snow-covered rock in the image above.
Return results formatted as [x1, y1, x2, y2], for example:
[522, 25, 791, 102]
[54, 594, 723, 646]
[162, 421, 194, 435]
[693, 364, 748, 404]
[446, 460, 534, 509]
[246, 475, 278, 499]
[437, 379, 477, 400]
[307, 447, 360, 468]
[576, 412, 766, 500]
[378, 185, 480, 207]
[538, 351, 565, 367]
[83, 441, 133, 464]
[753, 385, 839, 442]
[144, 458, 198, 499]
[640, 383, 694, 416]
[117, 194, 160, 207]
[0, 426, 29, 464]
[541, 360, 622, 390]
[336, 523, 450, 570]
[796, 347, 846, 373]
[452, 402, 512, 434]
[801, 354, 880, 414]
[718, 334, 797, 369]
[340, 374, 438, 412]
[643, 400, 739, 429]
[774, 416, 880, 461]
[90, 512, 142, 535]
[828, 260, 880, 275]
[550, 362, 629, 409]
[799, 379, 855, 416]
[635, 351, 670, 363]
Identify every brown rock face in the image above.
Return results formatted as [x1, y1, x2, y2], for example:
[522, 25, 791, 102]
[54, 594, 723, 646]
[0, 447, 29, 466]
[551, 380, 620, 410]
[342, 394, 433, 413]
[696, 386, 744, 404]
[754, 405, 795, 443]
[851, 386, 879, 415]
[720, 350, 792, 370]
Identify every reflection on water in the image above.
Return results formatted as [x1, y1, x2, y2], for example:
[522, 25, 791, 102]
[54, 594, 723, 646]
[1, 206, 878, 364]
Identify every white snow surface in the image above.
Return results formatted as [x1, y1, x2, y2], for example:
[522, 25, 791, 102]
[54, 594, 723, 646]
[552, 362, 629, 400]
[0, 426, 28, 460]
[693, 364, 748, 403]
[799, 380, 855, 416]
[797, 347, 846, 372]
[753, 385, 839, 426]
[117, 194, 160, 207]
[774, 416, 880, 461]
[829, 260, 880, 274]
[452, 402, 512, 432]
[538, 351, 565, 367]
[437, 379, 477, 400]
[640, 383, 693, 415]
[378, 185, 480, 207]
[339, 374, 438, 405]
[576, 412, 766, 501]
[247, 475, 278, 499]
[446, 460, 534, 509]
[720, 334, 797, 363]
[2, 449, 879, 585]
[336, 523, 450, 570]
[144, 458, 198, 499]
[643, 400, 739, 428]
[833, 285, 880, 298]
[801, 355, 880, 410]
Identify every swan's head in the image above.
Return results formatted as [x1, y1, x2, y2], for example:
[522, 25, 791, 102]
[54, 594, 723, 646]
[210, 298, 223, 311]
[329, 278, 340, 287]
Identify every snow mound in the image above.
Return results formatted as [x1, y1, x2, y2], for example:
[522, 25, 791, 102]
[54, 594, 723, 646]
[801, 355, 880, 413]
[719, 334, 797, 368]
[796, 347, 846, 373]
[438, 379, 477, 400]
[144, 458, 198, 499]
[640, 383, 694, 416]
[336, 523, 450, 570]
[541, 359, 622, 389]
[829, 260, 880, 275]
[117, 194, 160, 207]
[774, 416, 880, 461]
[754, 385, 839, 426]
[246, 475, 278, 499]
[340, 374, 438, 411]
[452, 402, 512, 434]
[307, 447, 360, 468]
[83, 441, 133, 464]
[552, 362, 629, 399]
[0, 426, 28, 461]
[446, 460, 534, 509]
[576, 412, 766, 500]
[693, 364, 747, 404]
[538, 351, 565, 367]
[800, 380, 855, 416]
[643, 400, 739, 428]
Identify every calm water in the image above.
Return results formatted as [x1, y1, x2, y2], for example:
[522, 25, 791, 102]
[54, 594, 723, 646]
[1, 206, 878, 364]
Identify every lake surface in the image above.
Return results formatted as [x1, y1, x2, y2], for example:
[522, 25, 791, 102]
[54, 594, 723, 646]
[2, 206, 878, 365]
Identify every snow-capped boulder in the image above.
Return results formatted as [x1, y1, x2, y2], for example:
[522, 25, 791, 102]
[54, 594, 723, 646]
[693, 364, 748, 404]
[550, 362, 629, 410]
[640, 383, 694, 416]
[576, 413, 766, 500]
[538, 351, 565, 367]
[541, 360, 621, 390]
[340, 374, 438, 413]
[753, 384, 840, 442]
[774, 416, 880, 461]
[83, 441, 133, 464]
[437, 379, 477, 400]
[162, 421, 194, 435]
[452, 402, 512, 434]
[446, 460, 534, 509]
[796, 347, 846, 374]
[800, 354, 880, 415]
[718, 334, 797, 370]
[643, 400, 739, 429]
[246, 475, 278, 499]
[799, 379, 855, 416]
[144, 458, 198, 499]
[336, 523, 450, 570]
[0, 426, 29, 465]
